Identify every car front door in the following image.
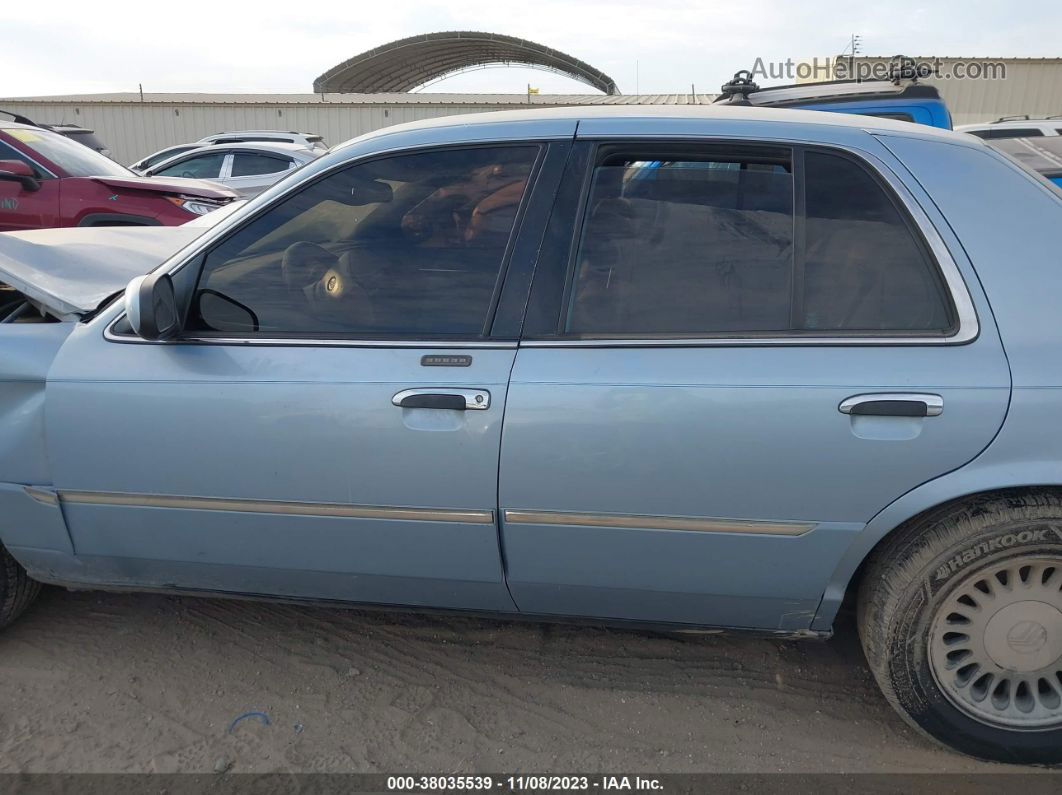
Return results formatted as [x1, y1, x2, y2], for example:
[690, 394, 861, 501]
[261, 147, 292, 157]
[44, 141, 565, 611]
[498, 128, 1011, 630]
[0, 137, 60, 231]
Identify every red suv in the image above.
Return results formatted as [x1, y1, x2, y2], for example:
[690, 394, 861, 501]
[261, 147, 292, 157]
[0, 122, 237, 231]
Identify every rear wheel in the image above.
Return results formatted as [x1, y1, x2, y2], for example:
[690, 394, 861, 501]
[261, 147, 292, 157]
[0, 545, 41, 631]
[859, 492, 1062, 764]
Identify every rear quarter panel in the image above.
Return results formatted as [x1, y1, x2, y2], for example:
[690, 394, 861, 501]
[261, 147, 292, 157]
[816, 135, 1062, 627]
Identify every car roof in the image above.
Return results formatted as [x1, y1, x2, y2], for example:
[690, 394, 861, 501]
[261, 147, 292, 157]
[204, 130, 318, 138]
[0, 120, 48, 131]
[164, 141, 313, 157]
[335, 104, 982, 148]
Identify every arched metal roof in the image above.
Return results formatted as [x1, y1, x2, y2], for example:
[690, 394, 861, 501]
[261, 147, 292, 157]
[313, 32, 620, 95]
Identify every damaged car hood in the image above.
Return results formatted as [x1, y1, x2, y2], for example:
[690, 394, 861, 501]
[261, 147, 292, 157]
[0, 225, 206, 319]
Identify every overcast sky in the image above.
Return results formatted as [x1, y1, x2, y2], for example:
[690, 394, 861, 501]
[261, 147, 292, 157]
[3, 0, 1062, 98]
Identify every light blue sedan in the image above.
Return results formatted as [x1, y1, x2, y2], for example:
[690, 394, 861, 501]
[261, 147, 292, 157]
[1, 106, 1061, 764]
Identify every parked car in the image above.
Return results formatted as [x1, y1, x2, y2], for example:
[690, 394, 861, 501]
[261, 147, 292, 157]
[129, 131, 328, 174]
[143, 142, 319, 198]
[714, 66, 952, 128]
[1, 110, 112, 156]
[0, 122, 237, 230]
[2, 106, 1062, 764]
[986, 136, 1062, 189]
[957, 115, 1062, 139]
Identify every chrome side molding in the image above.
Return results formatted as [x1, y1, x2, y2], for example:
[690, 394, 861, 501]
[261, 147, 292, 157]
[58, 491, 494, 524]
[503, 509, 814, 536]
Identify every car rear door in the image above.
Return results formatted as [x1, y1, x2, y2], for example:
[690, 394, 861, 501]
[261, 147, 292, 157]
[44, 140, 570, 610]
[498, 123, 1010, 630]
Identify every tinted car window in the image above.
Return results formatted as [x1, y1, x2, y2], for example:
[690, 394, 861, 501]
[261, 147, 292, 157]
[155, 153, 226, 179]
[567, 153, 795, 335]
[188, 145, 538, 337]
[801, 151, 953, 332]
[231, 153, 292, 177]
[3, 126, 130, 177]
[566, 147, 953, 337]
[0, 139, 50, 178]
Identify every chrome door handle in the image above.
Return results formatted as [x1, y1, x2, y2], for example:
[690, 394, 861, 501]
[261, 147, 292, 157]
[392, 388, 491, 410]
[838, 393, 943, 417]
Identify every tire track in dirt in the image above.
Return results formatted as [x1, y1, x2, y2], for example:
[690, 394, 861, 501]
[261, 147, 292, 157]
[0, 587, 1032, 773]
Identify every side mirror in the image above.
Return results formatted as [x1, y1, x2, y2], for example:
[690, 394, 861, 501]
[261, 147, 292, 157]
[124, 273, 179, 340]
[0, 160, 41, 192]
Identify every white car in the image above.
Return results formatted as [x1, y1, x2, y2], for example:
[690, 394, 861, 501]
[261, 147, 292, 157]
[956, 115, 1062, 139]
[144, 142, 320, 198]
[130, 130, 327, 173]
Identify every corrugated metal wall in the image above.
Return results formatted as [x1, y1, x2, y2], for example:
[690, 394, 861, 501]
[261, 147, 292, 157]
[5, 58, 1062, 163]
[0, 102, 508, 163]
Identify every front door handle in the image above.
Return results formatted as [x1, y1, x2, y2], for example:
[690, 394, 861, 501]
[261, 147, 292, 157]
[392, 388, 491, 411]
[839, 393, 943, 417]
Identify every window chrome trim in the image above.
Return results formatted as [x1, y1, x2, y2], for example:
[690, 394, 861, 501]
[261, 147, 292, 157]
[503, 509, 814, 536]
[103, 322, 518, 349]
[59, 490, 494, 524]
[526, 140, 978, 348]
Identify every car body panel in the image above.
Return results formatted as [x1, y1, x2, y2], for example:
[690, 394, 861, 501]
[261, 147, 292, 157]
[44, 337, 520, 610]
[0, 106, 1057, 635]
[0, 226, 206, 317]
[794, 98, 948, 128]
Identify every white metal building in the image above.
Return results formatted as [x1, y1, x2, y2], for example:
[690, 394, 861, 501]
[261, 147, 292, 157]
[2, 52, 1060, 164]
[0, 92, 717, 164]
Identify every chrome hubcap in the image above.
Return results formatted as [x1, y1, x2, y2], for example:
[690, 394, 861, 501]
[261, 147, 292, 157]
[929, 557, 1062, 730]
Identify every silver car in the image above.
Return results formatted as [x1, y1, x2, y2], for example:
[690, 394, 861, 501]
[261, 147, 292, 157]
[144, 142, 319, 198]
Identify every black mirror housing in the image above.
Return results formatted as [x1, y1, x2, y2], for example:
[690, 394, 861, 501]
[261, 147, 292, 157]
[124, 272, 179, 340]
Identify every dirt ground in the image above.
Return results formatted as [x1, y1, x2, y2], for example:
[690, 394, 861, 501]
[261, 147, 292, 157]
[0, 585, 1032, 773]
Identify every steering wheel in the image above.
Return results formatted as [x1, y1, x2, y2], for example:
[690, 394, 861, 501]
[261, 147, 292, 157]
[280, 241, 375, 325]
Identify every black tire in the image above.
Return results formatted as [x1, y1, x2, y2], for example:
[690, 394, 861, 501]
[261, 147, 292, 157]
[0, 544, 41, 631]
[858, 491, 1062, 765]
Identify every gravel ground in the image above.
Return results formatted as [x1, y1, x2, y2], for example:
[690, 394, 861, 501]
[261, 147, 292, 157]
[0, 586, 1032, 773]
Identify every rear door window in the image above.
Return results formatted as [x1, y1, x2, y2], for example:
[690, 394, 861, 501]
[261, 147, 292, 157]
[560, 144, 955, 338]
[230, 153, 293, 177]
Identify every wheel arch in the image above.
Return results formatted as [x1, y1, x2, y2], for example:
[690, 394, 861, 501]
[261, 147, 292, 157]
[77, 212, 162, 227]
[813, 474, 1062, 631]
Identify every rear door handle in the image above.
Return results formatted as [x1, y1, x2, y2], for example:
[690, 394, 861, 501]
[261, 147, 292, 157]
[838, 393, 943, 417]
[392, 388, 491, 411]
